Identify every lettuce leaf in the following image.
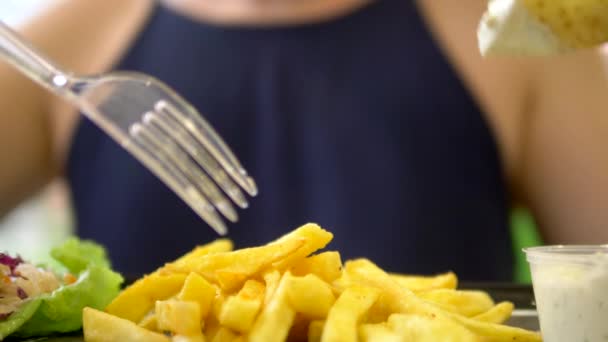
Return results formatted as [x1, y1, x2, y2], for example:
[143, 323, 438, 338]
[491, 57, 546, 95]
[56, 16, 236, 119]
[50, 238, 111, 274]
[0, 238, 123, 339]
[0, 300, 41, 340]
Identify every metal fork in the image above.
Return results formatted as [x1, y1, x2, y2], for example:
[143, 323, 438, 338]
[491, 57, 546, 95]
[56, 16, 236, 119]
[0, 20, 257, 235]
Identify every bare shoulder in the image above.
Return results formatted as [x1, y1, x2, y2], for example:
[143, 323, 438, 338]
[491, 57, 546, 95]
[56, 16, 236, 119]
[416, 0, 533, 193]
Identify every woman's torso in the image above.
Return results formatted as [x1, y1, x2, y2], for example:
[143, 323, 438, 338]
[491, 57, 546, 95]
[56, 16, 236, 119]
[67, 0, 514, 280]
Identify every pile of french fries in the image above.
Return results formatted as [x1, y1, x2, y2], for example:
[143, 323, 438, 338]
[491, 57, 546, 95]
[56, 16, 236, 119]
[82, 224, 541, 342]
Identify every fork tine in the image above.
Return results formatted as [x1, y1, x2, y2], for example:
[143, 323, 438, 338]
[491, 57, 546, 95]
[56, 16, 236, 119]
[129, 123, 229, 235]
[141, 113, 239, 223]
[156, 101, 258, 197]
[147, 108, 250, 209]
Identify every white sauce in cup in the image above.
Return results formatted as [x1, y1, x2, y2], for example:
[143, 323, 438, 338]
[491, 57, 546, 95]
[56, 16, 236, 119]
[525, 246, 608, 342]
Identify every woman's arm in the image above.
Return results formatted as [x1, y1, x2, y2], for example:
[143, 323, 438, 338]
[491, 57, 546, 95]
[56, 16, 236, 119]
[0, 0, 153, 217]
[520, 50, 608, 244]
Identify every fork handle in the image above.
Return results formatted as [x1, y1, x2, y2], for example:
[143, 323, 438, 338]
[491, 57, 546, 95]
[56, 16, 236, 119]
[0, 20, 73, 97]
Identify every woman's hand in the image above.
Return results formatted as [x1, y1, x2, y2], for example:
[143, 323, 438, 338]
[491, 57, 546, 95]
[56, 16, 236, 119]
[478, 0, 608, 56]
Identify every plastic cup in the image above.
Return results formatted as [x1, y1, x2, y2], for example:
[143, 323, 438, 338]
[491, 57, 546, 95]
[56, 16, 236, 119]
[524, 245, 608, 342]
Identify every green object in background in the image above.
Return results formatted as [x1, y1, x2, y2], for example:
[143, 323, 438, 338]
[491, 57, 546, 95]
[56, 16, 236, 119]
[511, 207, 543, 283]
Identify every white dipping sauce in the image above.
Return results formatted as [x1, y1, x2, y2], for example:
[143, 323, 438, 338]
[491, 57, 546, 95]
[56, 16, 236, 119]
[530, 254, 608, 342]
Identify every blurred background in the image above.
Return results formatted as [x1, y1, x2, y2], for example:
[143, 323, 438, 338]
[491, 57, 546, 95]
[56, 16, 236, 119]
[0, 0, 73, 262]
[0, 0, 542, 282]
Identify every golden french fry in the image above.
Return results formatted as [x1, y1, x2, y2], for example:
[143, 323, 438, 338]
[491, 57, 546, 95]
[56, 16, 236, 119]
[286, 274, 335, 319]
[308, 320, 325, 342]
[450, 315, 541, 342]
[330, 272, 352, 296]
[291, 251, 342, 283]
[473, 301, 515, 324]
[211, 293, 226, 322]
[270, 223, 334, 270]
[262, 269, 281, 307]
[173, 335, 206, 342]
[417, 289, 495, 317]
[345, 259, 541, 342]
[214, 271, 249, 293]
[109, 240, 229, 322]
[164, 237, 305, 291]
[203, 314, 221, 341]
[366, 297, 392, 324]
[156, 300, 202, 336]
[156, 239, 233, 279]
[138, 313, 158, 331]
[106, 273, 187, 322]
[248, 272, 296, 342]
[390, 272, 458, 292]
[388, 313, 478, 342]
[172, 239, 234, 265]
[178, 272, 217, 319]
[83, 307, 170, 342]
[211, 327, 239, 342]
[321, 286, 381, 342]
[358, 323, 403, 342]
[218, 280, 265, 333]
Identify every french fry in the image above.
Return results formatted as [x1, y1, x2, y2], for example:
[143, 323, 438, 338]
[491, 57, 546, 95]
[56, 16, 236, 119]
[390, 272, 458, 292]
[271, 223, 334, 270]
[344, 259, 541, 342]
[163, 237, 306, 291]
[156, 300, 202, 336]
[358, 323, 403, 342]
[215, 271, 249, 292]
[83, 307, 170, 342]
[178, 272, 217, 319]
[262, 269, 281, 306]
[211, 327, 239, 342]
[218, 280, 265, 333]
[106, 273, 187, 322]
[321, 286, 381, 342]
[108, 240, 231, 323]
[291, 251, 342, 283]
[211, 293, 226, 322]
[203, 314, 221, 341]
[286, 274, 335, 319]
[173, 335, 206, 342]
[473, 301, 515, 324]
[308, 320, 325, 342]
[388, 313, 478, 342]
[248, 271, 296, 342]
[366, 296, 392, 324]
[171, 239, 234, 265]
[417, 289, 495, 317]
[138, 313, 158, 331]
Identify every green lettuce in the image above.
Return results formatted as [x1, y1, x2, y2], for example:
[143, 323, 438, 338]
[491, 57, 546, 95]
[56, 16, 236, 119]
[0, 300, 41, 340]
[0, 238, 123, 339]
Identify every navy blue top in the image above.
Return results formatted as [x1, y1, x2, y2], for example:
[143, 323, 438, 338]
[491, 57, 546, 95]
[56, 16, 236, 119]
[67, 0, 513, 281]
